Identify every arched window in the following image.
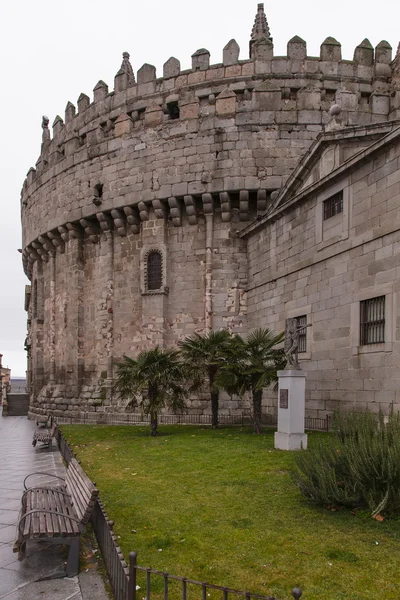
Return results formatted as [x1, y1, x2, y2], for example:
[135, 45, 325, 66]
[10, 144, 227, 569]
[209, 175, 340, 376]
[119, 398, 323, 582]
[147, 251, 162, 291]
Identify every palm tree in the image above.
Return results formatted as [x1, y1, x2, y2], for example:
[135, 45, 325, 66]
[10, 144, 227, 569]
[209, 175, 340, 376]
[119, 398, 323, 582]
[179, 330, 233, 429]
[114, 347, 188, 436]
[217, 328, 285, 434]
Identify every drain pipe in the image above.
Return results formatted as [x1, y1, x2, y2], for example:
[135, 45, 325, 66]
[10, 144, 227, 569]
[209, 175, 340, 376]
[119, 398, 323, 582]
[203, 194, 214, 332]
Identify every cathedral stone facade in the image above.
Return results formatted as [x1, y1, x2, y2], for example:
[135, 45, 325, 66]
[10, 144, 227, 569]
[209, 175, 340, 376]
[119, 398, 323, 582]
[21, 5, 400, 420]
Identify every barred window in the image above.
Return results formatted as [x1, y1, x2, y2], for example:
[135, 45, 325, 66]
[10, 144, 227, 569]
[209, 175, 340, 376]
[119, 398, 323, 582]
[360, 296, 385, 345]
[323, 191, 343, 221]
[147, 251, 162, 291]
[296, 315, 307, 353]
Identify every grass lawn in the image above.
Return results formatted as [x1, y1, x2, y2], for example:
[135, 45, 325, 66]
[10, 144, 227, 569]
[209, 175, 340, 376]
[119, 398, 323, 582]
[61, 425, 400, 600]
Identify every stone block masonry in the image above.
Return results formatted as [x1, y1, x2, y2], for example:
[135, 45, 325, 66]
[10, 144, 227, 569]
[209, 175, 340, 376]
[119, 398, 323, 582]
[243, 127, 400, 418]
[20, 3, 400, 418]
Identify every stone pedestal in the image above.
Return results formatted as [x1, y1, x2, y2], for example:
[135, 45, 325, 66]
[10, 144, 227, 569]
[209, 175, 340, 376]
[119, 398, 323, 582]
[274, 370, 308, 451]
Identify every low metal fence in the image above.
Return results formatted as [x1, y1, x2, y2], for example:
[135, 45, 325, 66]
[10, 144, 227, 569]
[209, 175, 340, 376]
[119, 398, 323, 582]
[92, 500, 130, 600]
[54, 411, 331, 431]
[127, 552, 303, 600]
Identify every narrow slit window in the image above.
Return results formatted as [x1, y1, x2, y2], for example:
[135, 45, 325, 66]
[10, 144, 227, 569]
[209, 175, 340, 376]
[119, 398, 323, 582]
[323, 191, 343, 221]
[296, 315, 307, 353]
[147, 252, 162, 291]
[360, 296, 385, 345]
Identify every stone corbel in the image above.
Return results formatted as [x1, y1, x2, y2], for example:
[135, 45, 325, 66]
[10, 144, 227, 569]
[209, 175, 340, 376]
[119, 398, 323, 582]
[202, 193, 214, 215]
[80, 218, 99, 243]
[66, 222, 83, 240]
[138, 202, 150, 222]
[168, 197, 182, 226]
[47, 231, 65, 253]
[184, 195, 198, 225]
[257, 189, 267, 213]
[26, 247, 40, 263]
[152, 199, 167, 219]
[239, 190, 249, 221]
[58, 225, 70, 243]
[220, 192, 231, 222]
[111, 209, 127, 236]
[32, 240, 48, 262]
[123, 206, 141, 234]
[38, 235, 54, 254]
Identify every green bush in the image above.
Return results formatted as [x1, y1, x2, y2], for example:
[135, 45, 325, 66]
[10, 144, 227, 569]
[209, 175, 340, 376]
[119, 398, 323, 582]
[293, 410, 400, 516]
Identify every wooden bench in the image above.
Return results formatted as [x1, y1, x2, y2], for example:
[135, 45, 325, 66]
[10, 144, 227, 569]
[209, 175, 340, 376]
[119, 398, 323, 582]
[32, 422, 57, 450]
[36, 415, 53, 428]
[13, 458, 98, 576]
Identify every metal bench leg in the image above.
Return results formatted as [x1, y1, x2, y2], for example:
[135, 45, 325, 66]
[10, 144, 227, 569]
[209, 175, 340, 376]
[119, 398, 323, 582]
[65, 538, 80, 577]
[17, 542, 27, 561]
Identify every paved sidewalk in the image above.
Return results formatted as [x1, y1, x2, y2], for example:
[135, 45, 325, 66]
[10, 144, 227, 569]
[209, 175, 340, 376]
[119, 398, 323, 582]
[0, 415, 109, 600]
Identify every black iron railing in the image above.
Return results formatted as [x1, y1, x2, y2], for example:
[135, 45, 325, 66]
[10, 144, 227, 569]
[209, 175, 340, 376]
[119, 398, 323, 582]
[92, 501, 130, 600]
[54, 411, 331, 431]
[128, 552, 303, 600]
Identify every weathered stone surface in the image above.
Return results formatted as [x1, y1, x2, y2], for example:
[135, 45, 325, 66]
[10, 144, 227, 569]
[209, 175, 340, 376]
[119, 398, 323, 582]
[163, 57, 181, 78]
[21, 6, 400, 419]
[320, 37, 341, 61]
[244, 125, 400, 417]
[191, 48, 210, 71]
[353, 39, 374, 66]
[216, 89, 236, 116]
[287, 35, 306, 60]
[223, 39, 240, 66]
[137, 63, 156, 84]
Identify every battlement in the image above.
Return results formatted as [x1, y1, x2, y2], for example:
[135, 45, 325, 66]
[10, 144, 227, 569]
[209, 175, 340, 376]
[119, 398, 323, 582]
[21, 3, 399, 203]
[20, 4, 400, 281]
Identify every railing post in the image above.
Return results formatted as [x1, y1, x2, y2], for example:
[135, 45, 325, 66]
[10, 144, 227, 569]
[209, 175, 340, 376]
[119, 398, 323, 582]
[201, 582, 207, 600]
[128, 552, 137, 600]
[182, 576, 187, 600]
[146, 567, 152, 600]
[292, 587, 302, 599]
[163, 572, 169, 600]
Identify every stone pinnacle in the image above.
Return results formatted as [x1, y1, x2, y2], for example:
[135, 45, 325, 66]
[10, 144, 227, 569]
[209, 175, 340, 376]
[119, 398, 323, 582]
[251, 3, 272, 43]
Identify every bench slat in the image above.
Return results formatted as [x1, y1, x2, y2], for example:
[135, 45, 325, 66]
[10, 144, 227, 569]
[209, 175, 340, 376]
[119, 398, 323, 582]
[16, 456, 97, 552]
[65, 459, 98, 526]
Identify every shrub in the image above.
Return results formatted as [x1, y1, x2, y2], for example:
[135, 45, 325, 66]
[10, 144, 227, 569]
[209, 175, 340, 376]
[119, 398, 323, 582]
[293, 410, 400, 516]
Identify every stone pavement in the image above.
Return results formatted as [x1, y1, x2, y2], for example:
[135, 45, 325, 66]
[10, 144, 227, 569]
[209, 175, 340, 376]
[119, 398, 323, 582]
[0, 414, 109, 600]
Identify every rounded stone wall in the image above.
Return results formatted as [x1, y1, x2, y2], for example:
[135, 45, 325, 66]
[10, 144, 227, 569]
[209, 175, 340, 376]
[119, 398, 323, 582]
[21, 4, 398, 418]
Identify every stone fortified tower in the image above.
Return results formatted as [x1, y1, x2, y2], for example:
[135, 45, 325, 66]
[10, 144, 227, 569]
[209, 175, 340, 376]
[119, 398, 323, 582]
[21, 4, 400, 418]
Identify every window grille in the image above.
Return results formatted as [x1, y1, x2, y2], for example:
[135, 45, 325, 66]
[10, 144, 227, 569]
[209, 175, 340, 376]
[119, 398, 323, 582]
[296, 315, 307, 353]
[360, 296, 385, 345]
[323, 191, 343, 220]
[147, 252, 162, 291]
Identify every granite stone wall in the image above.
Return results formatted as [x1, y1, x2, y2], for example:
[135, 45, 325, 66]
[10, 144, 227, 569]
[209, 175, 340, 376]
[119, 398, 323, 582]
[21, 5, 400, 417]
[245, 135, 400, 417]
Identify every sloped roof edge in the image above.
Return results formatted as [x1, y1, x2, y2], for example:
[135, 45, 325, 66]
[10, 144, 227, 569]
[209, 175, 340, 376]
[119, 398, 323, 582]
[240, 120, 400, 238]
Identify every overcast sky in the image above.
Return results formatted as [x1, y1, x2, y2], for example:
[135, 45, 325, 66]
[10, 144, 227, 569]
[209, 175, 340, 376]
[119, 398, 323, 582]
[0, 0, 399, 377]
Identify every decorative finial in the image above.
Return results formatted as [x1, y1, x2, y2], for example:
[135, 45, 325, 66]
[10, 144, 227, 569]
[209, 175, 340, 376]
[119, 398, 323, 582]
[251, 3, 272, 42]
[326, 104, 344, 132]
[329, 104, 342, 117]
[120, 51, 135, 85]
[250, 3, 272, 57]
[41, 115, 50, 148]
